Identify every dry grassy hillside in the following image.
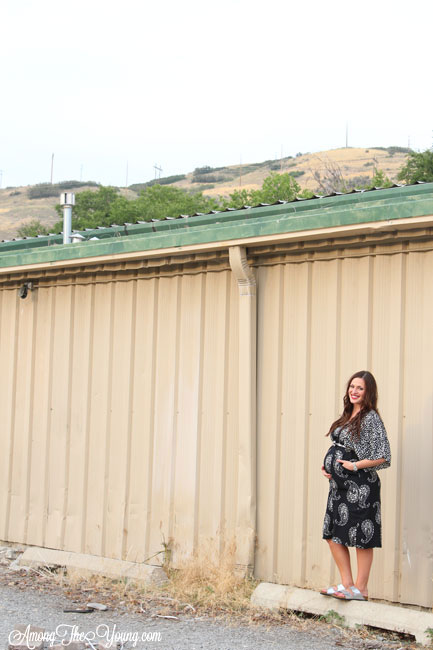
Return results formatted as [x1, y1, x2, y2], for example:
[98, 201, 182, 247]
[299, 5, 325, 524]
[176, 147, 408, 198]
[0, 147, 409, 241]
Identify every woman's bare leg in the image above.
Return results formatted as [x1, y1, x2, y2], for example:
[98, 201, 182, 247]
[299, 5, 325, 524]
[326, 540, 354, 588]
[355, 548, 374, 597]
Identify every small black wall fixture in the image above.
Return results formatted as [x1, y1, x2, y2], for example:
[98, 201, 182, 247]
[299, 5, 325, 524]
[18, 281, 34, 299]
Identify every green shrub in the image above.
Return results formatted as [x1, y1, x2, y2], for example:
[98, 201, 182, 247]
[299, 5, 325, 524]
[190, 184, 215, 191]
[129, 175, 186, 191]
[17, 219, 51, 238]
[387, 146, 412, 155]
[28, 184, 59, 199]
[28, 180, 99, 199]
[191, 174, 229, 183]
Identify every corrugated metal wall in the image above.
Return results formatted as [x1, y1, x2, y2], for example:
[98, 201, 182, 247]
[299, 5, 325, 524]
[0, 269, 240, 565]
[0, 239, 432, 607]
[255, 245, 433, 607]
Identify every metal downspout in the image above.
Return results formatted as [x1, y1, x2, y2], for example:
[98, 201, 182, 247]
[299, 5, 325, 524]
[229, 245, 257, 575]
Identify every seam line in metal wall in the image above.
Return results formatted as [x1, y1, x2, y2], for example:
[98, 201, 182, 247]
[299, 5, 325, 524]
[272, 265, 284, 579]
[4, 297, 20, 540]
[101, 283, 116, 557]
[300, 261, 313, 585]
[218, 271, 231, 554]
[366, 256, 374, 369]
[168, 277, 182, 541]
[193, 274, 206, 552]
[80, 283, 95, 553]
[144, 278, 159, 559]
[42, 288, 56, 547]
[122, 280, 138, 560]
[23, 292, 37, 544]
[61, 285, 76, 548]
[395, 254, 407, 601]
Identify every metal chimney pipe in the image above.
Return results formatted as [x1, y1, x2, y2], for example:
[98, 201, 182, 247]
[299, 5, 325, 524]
[60, 192, 75, 244]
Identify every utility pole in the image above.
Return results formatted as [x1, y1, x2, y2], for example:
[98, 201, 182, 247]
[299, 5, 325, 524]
[280, 145, 283, 171]
[345, 122, 348, 148]
[50, 153, 54, 184]
[0, 170, 3, 189]
[239, 155, 242, 187]
[125, 161, 129, 188]
[80, 164, 83, 182]
[153, 164, 162, 179]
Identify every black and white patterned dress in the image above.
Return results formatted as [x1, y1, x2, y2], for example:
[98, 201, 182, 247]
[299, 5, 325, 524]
[322, 410, 391, 549]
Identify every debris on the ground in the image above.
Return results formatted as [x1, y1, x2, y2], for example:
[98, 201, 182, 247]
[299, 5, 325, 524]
[86, 602, 108, 611]
[62, 606, 94, 613]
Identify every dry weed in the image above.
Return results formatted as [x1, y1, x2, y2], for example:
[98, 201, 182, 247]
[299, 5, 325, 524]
[30, 540, 262, 621]
[159, 539, 257, 616]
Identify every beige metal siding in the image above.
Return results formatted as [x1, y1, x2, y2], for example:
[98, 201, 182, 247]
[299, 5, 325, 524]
[401, 252, 433, 606]
[256, 249, 433, 607]
[1, 236, 432, 608]
[0, 269, 240, 565]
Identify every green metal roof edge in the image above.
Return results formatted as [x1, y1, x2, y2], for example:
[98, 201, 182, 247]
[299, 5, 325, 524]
[1, 183, 433, 270]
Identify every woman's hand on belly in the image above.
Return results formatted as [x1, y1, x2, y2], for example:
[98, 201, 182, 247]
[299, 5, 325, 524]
[321, 464, 331, 479]
[336, 459, 356, 472]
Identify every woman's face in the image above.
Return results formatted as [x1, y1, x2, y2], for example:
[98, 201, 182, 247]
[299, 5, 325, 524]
[348, 377, 366, 407]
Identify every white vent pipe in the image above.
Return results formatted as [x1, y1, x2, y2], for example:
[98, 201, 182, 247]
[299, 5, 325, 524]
[60, 192, 75, 244]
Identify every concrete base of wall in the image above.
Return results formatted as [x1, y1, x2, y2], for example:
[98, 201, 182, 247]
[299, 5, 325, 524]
[251, 583, 433, 646]
[17, 547, 168, 586]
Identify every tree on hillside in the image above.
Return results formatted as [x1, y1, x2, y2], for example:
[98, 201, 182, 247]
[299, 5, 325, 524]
[369, 167, 392, 188]
[224, 172, 301, 209]
[49, 184, 221, 232]
[110, 184, 220, 224]
[17, 219, 50, 238]
[397, 149, 433, 184]
[255, 172, 301, 203]
[310, 157, 347, 194]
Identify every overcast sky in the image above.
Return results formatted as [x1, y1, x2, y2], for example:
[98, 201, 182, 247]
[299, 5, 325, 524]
[1, 0, 432, 188]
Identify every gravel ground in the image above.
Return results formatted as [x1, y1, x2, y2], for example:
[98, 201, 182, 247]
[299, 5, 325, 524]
[0, 548, 420, 650]
[0, 582, 347, 650]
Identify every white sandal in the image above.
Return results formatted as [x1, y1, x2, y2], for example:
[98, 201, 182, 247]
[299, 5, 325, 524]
[320, 583, 345, 596]
[332, 585, 368, 601]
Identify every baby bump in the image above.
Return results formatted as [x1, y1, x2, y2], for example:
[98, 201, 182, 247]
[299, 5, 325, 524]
[324, 445, 353, 482]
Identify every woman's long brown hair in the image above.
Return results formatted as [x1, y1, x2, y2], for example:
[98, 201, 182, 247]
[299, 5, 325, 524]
[327, 370, 379, 440]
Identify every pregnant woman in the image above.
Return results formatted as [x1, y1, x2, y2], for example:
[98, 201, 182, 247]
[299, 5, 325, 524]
[320, 370, 391, 601]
